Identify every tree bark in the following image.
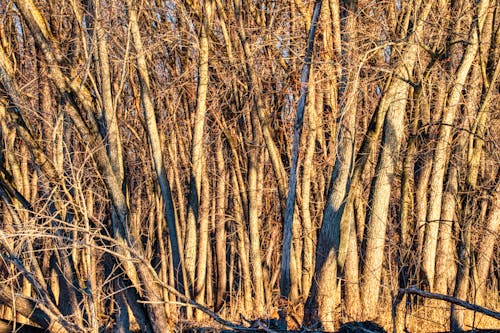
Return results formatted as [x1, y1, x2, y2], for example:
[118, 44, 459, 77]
[475, 181, 500, 305]
[185, 0, 212, 295]
[231, 169, 253, 315]
[422, 0, 490, 290]
[215, 136, 227, 311]
[281, 0, 323, 303]
[361, 1, 434, 318]
[304, 1, 358, 329]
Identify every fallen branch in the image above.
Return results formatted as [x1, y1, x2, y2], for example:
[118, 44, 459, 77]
[398, 287, 500, 321]
[162, 284, 283, 332]
[143, 260, 261, 332]
[240, 315, 281, 333]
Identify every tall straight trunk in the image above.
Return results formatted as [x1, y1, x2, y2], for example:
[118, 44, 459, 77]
[415, 55, 448, 264]
[435, 54, 483, 295]
[300, 74, 318, 298]
[400, 59, 433, 254]
[126, 0, 184, 299]
[185, 0, 212, 294]
[433, 164, 459, 295]
[399, 63, 432, 290]
[247, 129, 265, 314]
[231, 169, 252, 314]
[93, 3, 129, 327]
[168, 132, 188, 241]
[154, 192, 171, 321]
[422, 0, 490, 290]
[450, 213, 472, 331]
[83, 189, 99, 333]
[215, 136, 227, 310]
[94, 0, 123, 183]
[304, 1, 357, 329]
[195, 162, 210, 319]
[343, 198, 361, 320]
[475, 181, 500, 305]
[281, 0, 322, 303]
[361, 1, 434, 318]
[415, 156, 432, 268]
[235, 0, 288, 202]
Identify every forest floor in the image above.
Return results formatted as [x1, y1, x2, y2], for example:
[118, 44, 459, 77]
[177, 302, 500, 333]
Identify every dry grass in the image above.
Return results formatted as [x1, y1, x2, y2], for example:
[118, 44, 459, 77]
[376, 297, 500, 333]
[177, 294, 499, 332]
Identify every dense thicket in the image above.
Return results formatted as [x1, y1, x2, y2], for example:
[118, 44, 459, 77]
[0, 0, 498, 332]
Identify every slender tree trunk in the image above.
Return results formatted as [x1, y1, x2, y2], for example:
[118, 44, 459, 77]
[475, 181, 500, 305]
[185, 0, 212, 295]
[422, 0, 490, 290]
[361, 1, 434, 318]
[232, 169, 253, 314]
[215, 136, 227, 311]
[247, 132, 265, 314]
[235, 0, 288, 202]
[94, 0, 124, 184]
[304, 1, 358, 329]
[281, 0, 322, 304]
[433, 164, 459, 295]
[127, 0, 194, 330]
[450, 213, 472, 331]
[195, 162, 210, 319]
[300, 73, 318, 298]
[343, 199, 361, 320]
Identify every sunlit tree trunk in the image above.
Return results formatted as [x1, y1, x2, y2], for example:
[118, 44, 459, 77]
[470, 9, 500, 305]
[247, 130, 265, 314]
[361, 1, 434, 318]
[195, 162, 210, 319]
[304, 1, 358, 329]
[475, 182, 500, 305]
[235, 0, 288, 202]
[231, 169, 253, 314]
[94, 0, 123, 184]
[343, 199, 361, 320]
[215, 136, 227, 311]
[185, 0, 213, 296]
[300, 73, 318, 298]
[422, 0, 490, 291]
[281, 0, 322, 307]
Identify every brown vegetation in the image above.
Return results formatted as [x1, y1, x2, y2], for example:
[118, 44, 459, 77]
[0, 0, 498, 332]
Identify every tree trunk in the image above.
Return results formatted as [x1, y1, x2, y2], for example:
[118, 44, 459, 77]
[422, 0, 490, 291]
[304, 1, 359, 329]
[247, 136, 265, 314]
[215, 136, 227, 311]
[281, 0, 322, 303]
[185, 0, 212, 296]
[361, 1, 434, 318]
[195, 162, 210, 319]
[474, 181, 500, 305]
[232, 169, 253, 315]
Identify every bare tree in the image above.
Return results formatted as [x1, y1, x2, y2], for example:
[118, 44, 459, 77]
[0, 1, 498, 332]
